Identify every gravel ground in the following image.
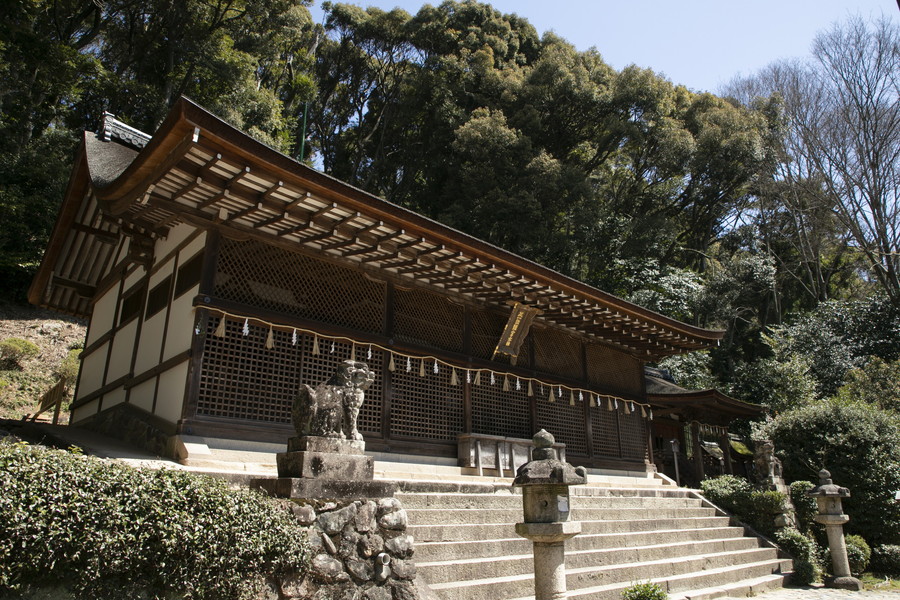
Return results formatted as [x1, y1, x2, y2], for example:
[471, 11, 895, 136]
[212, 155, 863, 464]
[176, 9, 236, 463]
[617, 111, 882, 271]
[755, 585, 900, 599]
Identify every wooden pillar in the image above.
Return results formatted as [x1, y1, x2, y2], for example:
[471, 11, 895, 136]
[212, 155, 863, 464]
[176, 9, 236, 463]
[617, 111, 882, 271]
[720, 430, 733, 475]
[691, 421, 704, 482]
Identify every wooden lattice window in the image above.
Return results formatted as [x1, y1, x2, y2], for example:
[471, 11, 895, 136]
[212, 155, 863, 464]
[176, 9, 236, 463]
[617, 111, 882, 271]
[390, 363, 463, 441]
[394, 287, 464, 352]
[586, 342, 641, 393]
[214, 238, 385, 334]
[471, 378, 532, 440]
[619, 408, 648, 461]
[591, 406, 621, 458]
[196, 315, 300, 423]
[533, 326, 583, 381]
[470, 308, 504, 360]
[535, 395, 588, 456]
[196, 316, 383, 435]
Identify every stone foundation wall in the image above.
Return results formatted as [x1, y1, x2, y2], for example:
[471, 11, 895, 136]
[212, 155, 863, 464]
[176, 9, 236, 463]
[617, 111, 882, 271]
[282, 496, 426, 600]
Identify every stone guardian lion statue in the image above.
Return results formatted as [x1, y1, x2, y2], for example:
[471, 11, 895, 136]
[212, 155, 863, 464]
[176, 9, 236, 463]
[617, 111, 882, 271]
[292, 360, 375, 441]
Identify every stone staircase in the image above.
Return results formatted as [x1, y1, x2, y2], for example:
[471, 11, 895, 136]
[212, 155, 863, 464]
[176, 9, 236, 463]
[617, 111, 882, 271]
[400, 481, 792, 600]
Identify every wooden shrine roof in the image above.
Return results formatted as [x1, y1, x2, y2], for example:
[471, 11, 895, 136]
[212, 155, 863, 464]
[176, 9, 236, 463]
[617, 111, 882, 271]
[30, 97, 725, 359]
[645, 370, 762, 420]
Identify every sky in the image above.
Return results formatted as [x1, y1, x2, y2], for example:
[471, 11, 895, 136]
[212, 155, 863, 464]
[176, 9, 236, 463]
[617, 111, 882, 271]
[308, 0, 900, 94]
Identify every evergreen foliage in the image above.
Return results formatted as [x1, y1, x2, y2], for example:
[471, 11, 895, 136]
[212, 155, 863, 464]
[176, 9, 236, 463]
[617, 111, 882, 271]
[0, 441, 310, 599]
[759, 399, 900, 546]
[774, 527, 822, 585]
[622, 581, 668, 600]
[699, 475, 786, 538]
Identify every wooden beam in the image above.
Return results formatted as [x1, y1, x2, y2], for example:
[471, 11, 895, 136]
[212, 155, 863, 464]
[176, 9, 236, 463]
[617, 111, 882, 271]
[70, 222, 119, 245]
[51, 275, 96, 298]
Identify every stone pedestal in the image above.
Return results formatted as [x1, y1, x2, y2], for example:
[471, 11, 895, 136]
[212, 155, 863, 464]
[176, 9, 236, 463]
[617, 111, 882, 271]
[277, 436, 374, 480]
[515, 522, 581, 600]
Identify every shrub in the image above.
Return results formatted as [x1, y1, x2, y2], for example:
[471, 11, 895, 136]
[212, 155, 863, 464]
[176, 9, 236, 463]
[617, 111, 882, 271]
[622, 581, 668, 600]
[871, 545, 900, 575]
[700, 475, 785, 538]
[758, 398, 900, 546]
[0, 441, 309, 599]
[789, 481, 818, 535]
[775, 527, 822, 585]
[700, 475, 752, 514]
[0, 338, 40, 368]
[845, 535, 871, 575]
[55, 348, 82, 386]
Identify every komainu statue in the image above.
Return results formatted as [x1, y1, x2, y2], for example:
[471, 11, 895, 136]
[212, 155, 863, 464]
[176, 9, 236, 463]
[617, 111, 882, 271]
[754, 439, 783, 485]
[293, 360, 375, 441]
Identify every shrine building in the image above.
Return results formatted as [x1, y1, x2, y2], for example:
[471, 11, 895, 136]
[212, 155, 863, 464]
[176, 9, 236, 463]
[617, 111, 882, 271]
[29, 98, 738, 476]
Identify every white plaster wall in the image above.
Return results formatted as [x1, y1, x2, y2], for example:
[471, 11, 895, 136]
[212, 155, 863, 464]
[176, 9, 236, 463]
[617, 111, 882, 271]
[103, 387, 126, 411]
[107, 319, 138, 381]
[71, 399, 99, 423]
[165, 294, 196, 361]
[86, 288, 117, 347]
[134, 310, 166, 374]
[156, 360, 189, 424]
[149, 260, 175, 288]
[77, 344, 107, 397]
[129, 379, 155, 413]
[155, 223, 195, 259]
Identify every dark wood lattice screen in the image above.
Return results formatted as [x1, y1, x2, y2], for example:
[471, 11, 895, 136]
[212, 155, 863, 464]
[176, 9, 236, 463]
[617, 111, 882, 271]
[471, 378, 532, 439]
[586, 343, 641, 393]
[618, 406, 648, 461]
[390, 363, 463, 441]
[196, 315, 383, 435]
[535, 394, 588, 456]
[470, 308, 503, 360]
[394, 287, 464, 352]
[591, 405, 621, 458]
[214, 238, 385, 334]
[197, 315, 300, 423]
[533, 327, 583, 380]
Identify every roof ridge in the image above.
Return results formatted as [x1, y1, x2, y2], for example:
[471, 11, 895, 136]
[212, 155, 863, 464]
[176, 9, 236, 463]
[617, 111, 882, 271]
[100, 112, 151, 150]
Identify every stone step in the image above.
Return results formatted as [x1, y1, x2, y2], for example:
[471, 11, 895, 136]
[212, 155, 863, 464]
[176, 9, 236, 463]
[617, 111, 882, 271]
[427, 556, 788, 600]
[408, 516, 733, 543]
[414, 527, 754, 562]
[417, 538, 768, 583]
[505, 569, 791, 600]
[397, 492, 703, 510]
[668, 573, 791, 600]
[405, 506, 715, 525]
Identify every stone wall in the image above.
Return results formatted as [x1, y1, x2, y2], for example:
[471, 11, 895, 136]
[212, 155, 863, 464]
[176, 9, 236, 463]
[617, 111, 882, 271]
[280, 496, 426, 600]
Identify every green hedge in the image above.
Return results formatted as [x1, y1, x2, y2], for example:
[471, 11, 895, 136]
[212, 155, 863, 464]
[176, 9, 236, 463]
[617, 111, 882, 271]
[871, 545, 900, 575]
[775, 527, 822, 585]
[0, 441, 309, 599]
[699, 475, 785, 538]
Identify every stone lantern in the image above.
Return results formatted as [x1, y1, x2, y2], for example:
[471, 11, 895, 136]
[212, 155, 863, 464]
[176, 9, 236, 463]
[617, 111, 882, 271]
[807, 469, 862, 591]
[513, 429, 587, 600]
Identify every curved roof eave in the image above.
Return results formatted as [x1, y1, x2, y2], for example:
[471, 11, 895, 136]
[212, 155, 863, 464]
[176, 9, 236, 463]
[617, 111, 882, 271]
[91, 96, 725, 347]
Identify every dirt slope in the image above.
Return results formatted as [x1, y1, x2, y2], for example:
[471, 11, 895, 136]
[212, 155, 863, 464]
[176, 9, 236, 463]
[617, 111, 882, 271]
[0, 301, 87, 421]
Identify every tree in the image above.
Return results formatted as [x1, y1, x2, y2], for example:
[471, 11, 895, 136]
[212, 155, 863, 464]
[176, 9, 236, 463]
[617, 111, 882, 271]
[729, 17, 900, 307]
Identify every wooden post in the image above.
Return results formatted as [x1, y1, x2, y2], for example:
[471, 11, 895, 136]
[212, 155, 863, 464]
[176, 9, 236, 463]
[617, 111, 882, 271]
[691, 421, 704, 482]
[720, 430, 733, 475]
